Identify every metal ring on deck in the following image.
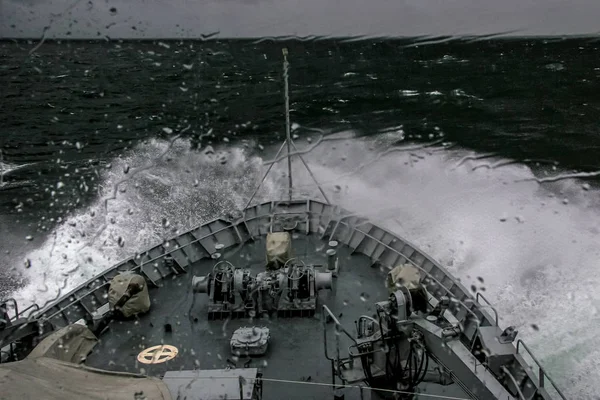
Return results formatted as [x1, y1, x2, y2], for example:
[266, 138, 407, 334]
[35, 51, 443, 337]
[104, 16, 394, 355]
[137, 344, 179, 364]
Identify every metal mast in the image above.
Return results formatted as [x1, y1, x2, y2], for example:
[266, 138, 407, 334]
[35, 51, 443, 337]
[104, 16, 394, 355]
[283, 48, 293, 201]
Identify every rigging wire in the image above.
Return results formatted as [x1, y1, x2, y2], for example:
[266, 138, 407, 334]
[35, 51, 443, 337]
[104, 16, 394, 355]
[164, 374, 472, 400]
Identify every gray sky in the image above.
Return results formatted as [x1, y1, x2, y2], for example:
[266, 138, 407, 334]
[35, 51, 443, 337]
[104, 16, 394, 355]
[2, 0, 600, 39]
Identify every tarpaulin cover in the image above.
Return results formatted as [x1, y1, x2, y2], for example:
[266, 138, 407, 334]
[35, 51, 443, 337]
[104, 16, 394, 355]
[27, 323, 97, 364]
[387, 264, 422, 291]
[265, 232, 292, 270]
[0, 356, 172, 400]
[108, 272, 151, 318]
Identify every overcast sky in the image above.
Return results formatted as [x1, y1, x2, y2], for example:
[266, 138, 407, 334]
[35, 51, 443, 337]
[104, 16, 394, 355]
[2, 0, 600, 39]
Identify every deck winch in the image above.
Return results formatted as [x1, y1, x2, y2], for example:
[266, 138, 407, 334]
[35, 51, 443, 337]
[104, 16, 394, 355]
[192, 232, 333, 319]
[193, 259, 332, 319]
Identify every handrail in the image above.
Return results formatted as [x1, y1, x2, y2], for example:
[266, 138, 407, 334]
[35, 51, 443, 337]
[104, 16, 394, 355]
[19, 304, 39, 319]
[500, 366, 527, 400]
[322, 305, 357, 369]
[322, 305, 357, 346]
[475, 293, 499, 326]
[516, 339, 567, 400]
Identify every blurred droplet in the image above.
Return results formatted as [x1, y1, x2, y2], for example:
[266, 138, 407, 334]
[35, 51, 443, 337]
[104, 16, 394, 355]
[359, 293, 369, 302]
[57, 182, 65, 189]
[204, 146, 215, 155]
[530, 324, 539, 331]
[25, 235, 33, 241]
[118, 236, 125, 247]
[123, 164, 130, 174]
[582, 183, 590, 191]
[24, 258, 31, 268]
[162, 127, 173, 134]
[109, 6, 117, 15]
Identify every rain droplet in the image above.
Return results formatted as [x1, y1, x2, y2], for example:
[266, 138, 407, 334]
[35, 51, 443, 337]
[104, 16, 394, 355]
[515, 215, 524, 223]
[24, 258, 32, 268]
[477, 276, 484, 283]
[530, 324, 539, 331]
[499, 213, 507, 222]
[193, 179, 199, 187]
[562, 198, 569, 205]
[582, 183, 590, 191]
[359, 292, 369, 302]
[118, 237, 125, 247]
[109, 6, 117, 15]
[162, 218, 170, 228]
[25, 235, 33, 241]
[470, 285, 477, 293]
[162, 127, 173, 134]
[204, 146, 215, 155]
[57, 182, 65, 189]
[123, 164, 130, 174]
[75, 142, 83, 150]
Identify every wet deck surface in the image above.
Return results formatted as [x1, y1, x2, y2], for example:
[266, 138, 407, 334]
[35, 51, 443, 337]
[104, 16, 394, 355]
[85, 234, 463, 399]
